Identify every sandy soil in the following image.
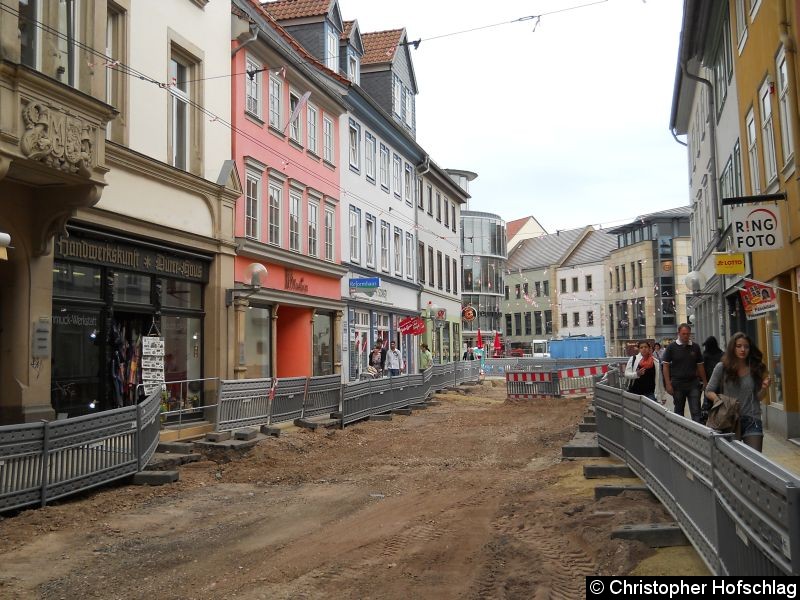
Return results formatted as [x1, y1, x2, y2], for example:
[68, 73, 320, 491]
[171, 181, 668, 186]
[0, 382, 695, 599]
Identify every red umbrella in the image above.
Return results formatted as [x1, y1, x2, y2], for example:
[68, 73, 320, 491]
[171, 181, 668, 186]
[476, 329, 483, 348]
[493, 331, 502, 351]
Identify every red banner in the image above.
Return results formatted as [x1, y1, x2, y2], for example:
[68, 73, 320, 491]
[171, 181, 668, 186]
[739, 280, 777, 320]
[398, 316, 426, 335]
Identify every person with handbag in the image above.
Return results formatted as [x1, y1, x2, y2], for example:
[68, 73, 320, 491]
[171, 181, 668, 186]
[704, 332, 770, 451]
[623, 340, 666, 403]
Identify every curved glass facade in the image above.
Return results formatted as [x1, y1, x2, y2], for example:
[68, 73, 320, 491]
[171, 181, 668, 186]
[460, 211, 507, 343]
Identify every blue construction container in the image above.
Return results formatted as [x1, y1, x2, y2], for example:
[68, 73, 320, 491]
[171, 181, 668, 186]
[548, 336, 606, 359]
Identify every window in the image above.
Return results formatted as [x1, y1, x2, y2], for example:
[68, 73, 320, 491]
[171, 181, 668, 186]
[515, 284, 521, 299]
[444, 198, 450, 228]
[523, 282, 529, 296]
[393, 155, 402, 197]
[545, 310, 552, 334]
[380, 144, 390, 190]
[326, 27, 338, 71]
[169, 55, 192, 171]
[524, 313, 532, 336]
[245, 172, 260, 240]
[22, 0, 86, 89]
[268, 183, 282, 245]
[289, 91, 302, 143]
[746, 108, 761, 193]
[289, 191, 301, 252]
[760, 81, 777, 183]
[573, 312, 580, 327]
[436, 192, 442, 222]
[561, 313, 568, 328]
[426, 185, 433, 215]
[417, 178, 424, 209]
[405, 232, 414, 279]
[308, 201, 319, 257]
[571, 277, 578, 292]
[452, 258, 458, 294]
[269, 74, 282, 131]
[505, 315, 513, 337]
[393, 74, 402, 116]
[245, 57, 262, 118]
[534, 281, 541, 297]
[323, 116, 334, 163]
[777, 49, 794, 165]
[621, 265, 627, 291]
[404, 164, 413, 205]
[587, 311, 594, 326]
[394, 227, 403, 276]
[543, 281, 549, 296]
[307, 103, 318, 154]
[364, 132, 376, 182]
[347, 54, 359, 84]
[380, 221, 390, 272]
[428, 247, 434, 286]
[365, 215, 376, 268]
[105, 2, 127, 142]
[349, 119, 361, 172]
[451, 204, 457, 233]
[404, 88, 413, 127]
[637, 261, 643, 288]
[585, 275, 592, 291]
[504, 286, 509, 300]
[324, 207, 334, 261]
[560, 278, 566, 294]
[615, 266, 620, 291]
[534, 312, 543, 335]
[514, 313, 522, 335]
[445, 255, 451, 292]
[735, 0, 747, 46]
[418, 241, 426, 283]
[349, 207, 361, 262]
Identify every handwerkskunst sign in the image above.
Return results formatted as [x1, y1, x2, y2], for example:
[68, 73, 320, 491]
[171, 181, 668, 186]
[731, 205, 784, 251]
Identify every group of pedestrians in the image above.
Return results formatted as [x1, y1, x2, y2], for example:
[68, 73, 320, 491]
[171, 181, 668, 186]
[367, 340, 404, 377]
[624, 323, 770, 452]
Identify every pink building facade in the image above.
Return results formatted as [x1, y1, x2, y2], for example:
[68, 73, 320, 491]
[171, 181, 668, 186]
[230, 4, 349, 379]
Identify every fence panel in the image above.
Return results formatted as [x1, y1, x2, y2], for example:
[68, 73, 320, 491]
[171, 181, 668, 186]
[270, 377, 308, 424]
[138, 387, 163, 469]
[640, 398, 677, 518]
[405, 374, 425, 405]
[0, 422, 45, 512]
[506, 371, 560, 398]
[216, 378, 271, 431]
[304, 375, 342, 418]
[713, 438, 800, 576]
[594, 383, 625, 460]
[422, 367, 433, 400]
[558, 365, 609, 397]
[44, 406, 139, 503]
[369, 377, 393, 415]
[622, 391, 646, 480]
[342, 379, 373, 425]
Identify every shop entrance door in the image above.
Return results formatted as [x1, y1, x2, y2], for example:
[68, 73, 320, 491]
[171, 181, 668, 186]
[108, 311, 151, 409]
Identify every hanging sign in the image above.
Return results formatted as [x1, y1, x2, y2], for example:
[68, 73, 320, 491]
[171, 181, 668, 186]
[398, 316, 426, 335]
[141, 335, 165, 394]
[714, 252, 746, 275]
[731, 205, 784, 251]
[739, 280, 777, 320]
[462, 305, 476, 322]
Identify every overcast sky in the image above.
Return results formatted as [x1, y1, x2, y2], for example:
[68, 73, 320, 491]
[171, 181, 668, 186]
[340, 0, 687, 232]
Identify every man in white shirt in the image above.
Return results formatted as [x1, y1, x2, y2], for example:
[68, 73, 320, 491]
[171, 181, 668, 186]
[385, 340, 402, 376]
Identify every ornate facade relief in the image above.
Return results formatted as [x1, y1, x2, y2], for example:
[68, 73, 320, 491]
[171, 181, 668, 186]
[20, 99, 95, 176]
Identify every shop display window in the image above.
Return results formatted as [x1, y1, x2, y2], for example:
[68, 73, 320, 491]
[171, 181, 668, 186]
[245, 306, 271, 378]
[313, 313, 333, 376]
[113, 271, 151, 304]
[51, 307, 101, 417]
[53, 261, 102, 300]
[162, 279, 202, 310]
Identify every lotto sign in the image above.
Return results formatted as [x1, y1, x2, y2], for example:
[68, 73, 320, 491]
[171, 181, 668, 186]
[714, 253, 746, 275]
[731, 205, 784, 251]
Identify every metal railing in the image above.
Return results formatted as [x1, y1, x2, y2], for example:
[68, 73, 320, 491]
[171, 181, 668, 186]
[484, 357, 626, 377]
[0, 386, 162, 514]
[595, 382, 800, 575]
[505, 364, 611, 398]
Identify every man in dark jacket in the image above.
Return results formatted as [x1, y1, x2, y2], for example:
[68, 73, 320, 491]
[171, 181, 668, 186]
[662, 323, 708, 422]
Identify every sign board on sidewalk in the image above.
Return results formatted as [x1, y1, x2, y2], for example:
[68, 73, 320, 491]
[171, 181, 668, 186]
[731, 205, 784, 251]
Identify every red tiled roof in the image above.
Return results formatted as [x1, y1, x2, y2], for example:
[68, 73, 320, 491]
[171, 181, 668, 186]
[262, 0, 331, 20]
[361, 29, 403, 65]
[341, 20, 354, 40]
[506, 217, 531, 240]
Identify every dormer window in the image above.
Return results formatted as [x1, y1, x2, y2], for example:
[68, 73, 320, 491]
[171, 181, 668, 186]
[348, 54, 360, 84]
[326, 28, 338, 72]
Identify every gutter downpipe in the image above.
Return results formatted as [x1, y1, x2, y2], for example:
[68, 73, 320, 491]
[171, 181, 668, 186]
[681, 60, 726, 342]
[415, 156, 432, 324]
[232, 23, 259, 57]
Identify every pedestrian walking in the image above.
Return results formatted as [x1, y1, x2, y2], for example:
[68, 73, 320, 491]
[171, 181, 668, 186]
[623, 340, 666, 403]
[385, 340, 402, 376]
[700, 336, 724, 423]
[662, 323, 707, 422]
[705, 332, 770, 452]
[419, 343, 432, 372]
[369, 341, 385, 377]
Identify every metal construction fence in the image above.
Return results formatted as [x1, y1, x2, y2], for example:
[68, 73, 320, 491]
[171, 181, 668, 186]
[505, 364, 610, 399]
[595, 382, 800, 576]
[484, 357, 626, 378]
[217, 362, 481, 431]
[0, 387, 162, 514]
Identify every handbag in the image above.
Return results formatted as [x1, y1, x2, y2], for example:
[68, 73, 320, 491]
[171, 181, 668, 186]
[620, 357, 634, 391]
[706, 393, 740, 433]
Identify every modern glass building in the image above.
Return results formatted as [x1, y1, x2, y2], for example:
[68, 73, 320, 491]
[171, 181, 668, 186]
[460, 211, 507, 352]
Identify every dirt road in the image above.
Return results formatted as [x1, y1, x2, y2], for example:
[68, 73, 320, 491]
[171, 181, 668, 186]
[0, 382, 677, 599]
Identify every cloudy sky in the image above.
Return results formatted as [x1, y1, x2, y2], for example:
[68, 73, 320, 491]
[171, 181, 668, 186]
[339, 0, 687, 232]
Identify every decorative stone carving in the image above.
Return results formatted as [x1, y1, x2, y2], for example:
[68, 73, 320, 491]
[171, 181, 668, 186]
[20, 99, 94, 176]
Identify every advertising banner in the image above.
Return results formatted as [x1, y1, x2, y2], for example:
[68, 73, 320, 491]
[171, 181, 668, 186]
[739, 280, 777, 320]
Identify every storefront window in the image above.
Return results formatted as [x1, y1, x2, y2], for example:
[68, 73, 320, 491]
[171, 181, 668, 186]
[162, 279, 202, 309]
[245, 306, 271, 378]
[51, 307, 101, 417]
[765, 311, 783, 406]
[313, 313, 333, 376]
[442, 322, 451, 362]
[114, 271, 151, 304]
[53, 261, 102, 300]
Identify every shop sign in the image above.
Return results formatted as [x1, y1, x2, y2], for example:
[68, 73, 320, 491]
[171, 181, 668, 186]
[349, 277, 380, 290]
[398, 316, 426, 335]
[434, 308, 447, 321]
[714, 253, 746, 275]
[462, 305, 476, 322]
[731, 206, 784, 251]
[285, 270, 309, 294]
[55, 234, 208, 282]
[739, 280, 777, 320]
